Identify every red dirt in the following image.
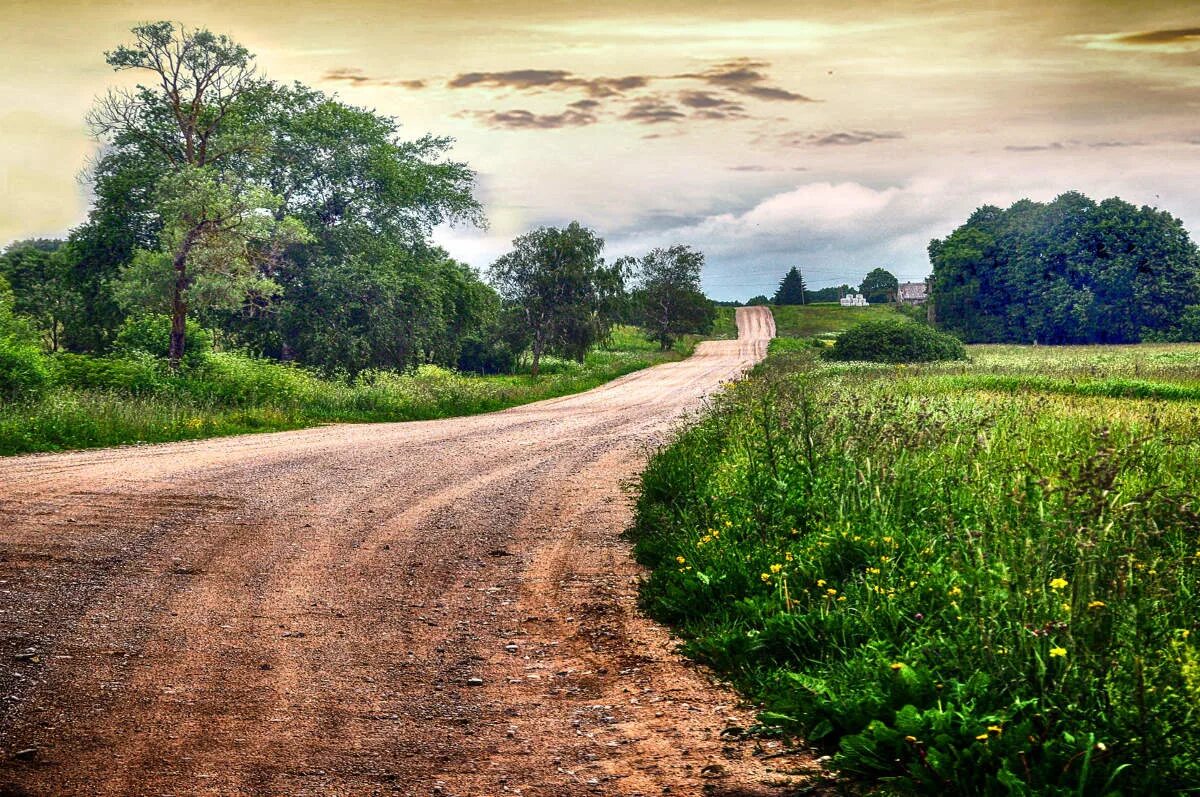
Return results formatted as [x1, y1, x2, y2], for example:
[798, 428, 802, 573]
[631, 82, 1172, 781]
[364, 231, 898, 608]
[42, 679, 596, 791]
[0, 307, 816, 796]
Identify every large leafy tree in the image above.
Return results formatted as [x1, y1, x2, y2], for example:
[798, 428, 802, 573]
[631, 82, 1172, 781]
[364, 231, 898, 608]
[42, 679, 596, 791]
[632, 244, 715, 349]
[859, 267, 899, 304]
[74, 22, 485, 371]
[773, 266, 807, 305]
[490, 222, 625, 376]
[930, 192, 1200, 343]
[88, 21, 276, 367]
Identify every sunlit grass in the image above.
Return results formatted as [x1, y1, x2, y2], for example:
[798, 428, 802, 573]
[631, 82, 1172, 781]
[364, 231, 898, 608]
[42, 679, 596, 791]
[629, 344, 1200, 794]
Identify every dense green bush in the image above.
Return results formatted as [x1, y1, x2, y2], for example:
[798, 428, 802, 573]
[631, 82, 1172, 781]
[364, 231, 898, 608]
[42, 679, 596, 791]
[456, 336, 517, 375]
[53, 352, 164, 394]
[826, 319, 966, 363]
[0, 335, 51, 399]
[113, 314, 214, 369]
[630, 350, 1200, 794]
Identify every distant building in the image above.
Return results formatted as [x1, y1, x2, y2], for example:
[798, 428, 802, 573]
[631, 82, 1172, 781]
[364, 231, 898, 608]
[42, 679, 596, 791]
[840, 292, 869, 307]
[898, 281, 929, 305]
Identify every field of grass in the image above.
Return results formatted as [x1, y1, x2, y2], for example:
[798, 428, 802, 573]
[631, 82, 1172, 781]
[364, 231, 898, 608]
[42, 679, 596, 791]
[629, 342, 1200, 794]
[769, 302, 907, 339]
[0, 326, 694, 456]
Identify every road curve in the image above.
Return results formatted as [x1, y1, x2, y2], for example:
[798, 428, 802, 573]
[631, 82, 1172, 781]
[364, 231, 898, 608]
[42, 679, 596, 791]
[0, 307, 794, 797]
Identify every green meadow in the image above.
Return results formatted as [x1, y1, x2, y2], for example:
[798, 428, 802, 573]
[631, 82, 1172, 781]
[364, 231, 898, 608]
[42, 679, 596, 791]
[630, 305, 1200, 794]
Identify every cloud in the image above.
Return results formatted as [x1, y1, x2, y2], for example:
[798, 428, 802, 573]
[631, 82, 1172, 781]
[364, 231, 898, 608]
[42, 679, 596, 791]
[322, 68, 425, 89]
[622, 99, 687, 124]
[808, 130, 904, 146]
[681, 58, 815, 102]
[469, 108, 598, 130]
[447, 70, 649, 97]
[1116, 28, 1200, 46]
[1004, 139, 1141, 152]
[1071, 28, 1200, 53]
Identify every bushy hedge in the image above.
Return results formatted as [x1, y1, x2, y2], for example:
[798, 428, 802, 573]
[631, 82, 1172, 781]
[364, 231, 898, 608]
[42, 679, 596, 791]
[825, 319, 966, 363]
[0, 336, 51, 399]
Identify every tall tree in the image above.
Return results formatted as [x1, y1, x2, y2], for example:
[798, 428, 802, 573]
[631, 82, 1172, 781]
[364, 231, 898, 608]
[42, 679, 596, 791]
[490, 222, 625, 376]
[0, 240, 78, 351]
[88, 21, 273, 367]
[860, 267, 899, 304]
[773, 267, 807, 305]
[633, 244, 715, 349]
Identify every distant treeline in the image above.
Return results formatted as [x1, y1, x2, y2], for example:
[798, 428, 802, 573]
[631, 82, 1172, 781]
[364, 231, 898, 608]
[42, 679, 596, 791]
[930, 192, 1200, 344]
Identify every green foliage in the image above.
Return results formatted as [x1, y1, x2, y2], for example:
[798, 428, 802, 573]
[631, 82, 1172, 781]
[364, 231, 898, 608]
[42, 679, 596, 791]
[0, 337, 51, 399]
[490, 222, 626, 375]
[860, 267, 899, 304]
[768, 303, 906, 339]
[629, 346, 1200, 793]
[631, 244, 716, 350]
[773, 267, 808, 305]
[826, 319, 966, 363]
[0, 240, 77, 351]
[0, 326, 687, 456]
[747, 295, 771, 306]
[114, 314, 213, 369]
[929, 192, 1200, 343]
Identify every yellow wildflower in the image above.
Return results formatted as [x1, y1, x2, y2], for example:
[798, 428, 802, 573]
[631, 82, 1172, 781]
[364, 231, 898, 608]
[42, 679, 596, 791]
[826, 588, 838, 596]
[1049, 647, 1067, 658]
[948, 586, 963, 597]
[1049, 577, 1068, 590]
[1087, 600, 1106, 609]
[676, 556, 686, 565]
[976, 733, 989, 741]
[785, 551, 793, 562]
[1061, 602, 1072, 613]
[987, 725, 1003, 735]
[890, 662, 904, 670]
[837, 596, 846, 602]
[760, 573, 771, 582]
[816, 579, 826, 587]
[770, 563, 783, 574]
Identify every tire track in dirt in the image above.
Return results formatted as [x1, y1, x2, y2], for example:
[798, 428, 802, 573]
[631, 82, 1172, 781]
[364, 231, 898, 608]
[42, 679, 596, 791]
[0, 306, 809, 796]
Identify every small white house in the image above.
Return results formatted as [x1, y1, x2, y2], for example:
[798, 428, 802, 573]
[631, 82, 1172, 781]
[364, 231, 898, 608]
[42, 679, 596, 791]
[840, 292, 869, 307]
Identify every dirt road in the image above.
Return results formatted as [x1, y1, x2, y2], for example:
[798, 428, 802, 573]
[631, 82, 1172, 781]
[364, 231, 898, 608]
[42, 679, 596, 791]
[0, 307, 804, 796]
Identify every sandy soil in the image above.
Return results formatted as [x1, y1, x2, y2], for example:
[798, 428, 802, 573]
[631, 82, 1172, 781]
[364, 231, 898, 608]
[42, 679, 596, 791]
[0, 307, 814, 796]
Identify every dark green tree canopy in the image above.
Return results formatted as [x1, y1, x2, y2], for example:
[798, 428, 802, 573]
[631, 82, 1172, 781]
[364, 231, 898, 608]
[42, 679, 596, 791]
[489, 222, 625, 375]
[632, 244, 715, 349]
[929, 192, 1200, 343]
[859, 267, 898, 304]
[773, 267, 807, 305]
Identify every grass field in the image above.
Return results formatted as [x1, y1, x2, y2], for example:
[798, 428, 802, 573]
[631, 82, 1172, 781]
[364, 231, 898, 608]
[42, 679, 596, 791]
[0, 327, 694, 456]
[769, 302, 907, 338]
[629, 340, 1200, 794]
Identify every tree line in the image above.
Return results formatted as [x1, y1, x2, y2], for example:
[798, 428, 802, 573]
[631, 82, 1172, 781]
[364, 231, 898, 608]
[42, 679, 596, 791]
[929, 192, 1200, 344]
[737, 265, 901, 306]
[0, 22, 714, 386]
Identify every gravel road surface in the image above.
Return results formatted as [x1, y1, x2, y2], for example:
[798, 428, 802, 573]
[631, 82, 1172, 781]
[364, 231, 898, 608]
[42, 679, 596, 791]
[0, 307, 809, 796]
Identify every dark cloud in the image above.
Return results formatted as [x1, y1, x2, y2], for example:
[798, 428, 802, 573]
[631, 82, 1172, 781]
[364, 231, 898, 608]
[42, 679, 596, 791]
[809, 130, 904, 146]
[1005, 142, 1068, 152]
[568, 99, 602, 110]
[623, 99, 687, 124]
[1116, 27, 1200, 46]
[678, 91, 744, 111]
[447, 70, 648, 97]
[681, 58, 815, 102]
[322, 68, 425, 89]
[1004, 139, 1141, 152]
[470, 108, 598, 130]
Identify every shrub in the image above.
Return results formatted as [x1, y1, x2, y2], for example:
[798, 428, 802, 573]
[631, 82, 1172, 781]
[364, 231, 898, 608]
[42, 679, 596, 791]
[457, 336, 516, 375]
[53, 352, 165, 394]
[114, 314, 213, 369]
[825, 319, 965, 363]
[0, 335, 51, 399]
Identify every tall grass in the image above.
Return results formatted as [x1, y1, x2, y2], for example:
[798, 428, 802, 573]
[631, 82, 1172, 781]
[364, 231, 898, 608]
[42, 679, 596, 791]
[629, 346, 1200, 794]
[0, 326, 694, 456]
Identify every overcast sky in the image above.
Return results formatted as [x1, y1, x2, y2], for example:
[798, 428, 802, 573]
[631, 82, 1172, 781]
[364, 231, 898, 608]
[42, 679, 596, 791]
[3, 0, 1200, 299]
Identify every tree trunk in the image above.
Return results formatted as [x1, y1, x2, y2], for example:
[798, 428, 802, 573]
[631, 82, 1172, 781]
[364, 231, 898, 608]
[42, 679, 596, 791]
[530, 338, 544, 378]
[168, 234, 196, 371]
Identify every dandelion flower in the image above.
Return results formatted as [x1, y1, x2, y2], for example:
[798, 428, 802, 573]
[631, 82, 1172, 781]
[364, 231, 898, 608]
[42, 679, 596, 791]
[760, 573, 771, 583]
[816, 579, 827, 587]
[675, 556, 686, 565]
[1049, 577, 1068, 590]
[1049, 646, 1067, 658]
[770, 563, 783, 574]
[826, 588, 838, 596]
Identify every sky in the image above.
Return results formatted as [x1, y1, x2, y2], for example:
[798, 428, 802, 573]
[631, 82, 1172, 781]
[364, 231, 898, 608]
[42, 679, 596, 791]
[2, 1, 1200, 300]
